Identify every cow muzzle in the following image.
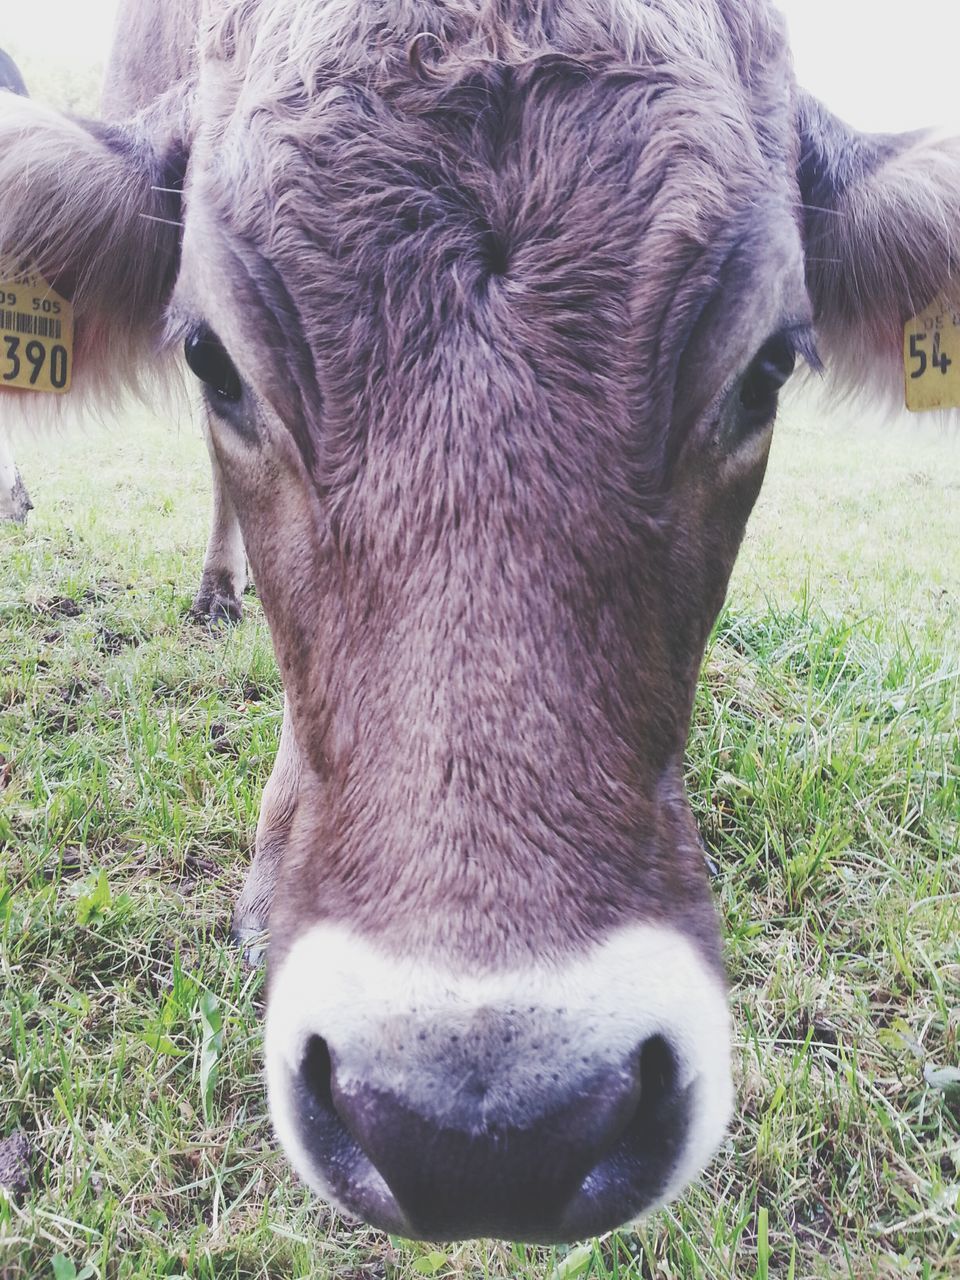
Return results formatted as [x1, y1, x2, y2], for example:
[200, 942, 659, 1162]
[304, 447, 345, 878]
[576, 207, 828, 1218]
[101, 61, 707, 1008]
[265, 924, 732, 1242]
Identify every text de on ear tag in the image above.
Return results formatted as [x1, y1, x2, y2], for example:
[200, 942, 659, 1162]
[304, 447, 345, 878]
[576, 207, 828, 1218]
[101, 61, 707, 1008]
[0, 274, 73, 394]
[904, 297, 960, 412]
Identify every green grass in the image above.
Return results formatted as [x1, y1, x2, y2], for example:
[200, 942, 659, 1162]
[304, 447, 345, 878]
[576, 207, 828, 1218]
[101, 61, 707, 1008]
[1, 397, 959, 1279]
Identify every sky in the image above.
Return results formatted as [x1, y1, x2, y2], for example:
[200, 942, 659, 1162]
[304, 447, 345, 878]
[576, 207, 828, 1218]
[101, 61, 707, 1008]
[6, 0, 960, 133]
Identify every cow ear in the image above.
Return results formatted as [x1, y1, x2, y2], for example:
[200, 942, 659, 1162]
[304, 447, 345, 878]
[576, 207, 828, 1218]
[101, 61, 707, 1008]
[798, 91, 960, 411]
[0, 93, 186, 419]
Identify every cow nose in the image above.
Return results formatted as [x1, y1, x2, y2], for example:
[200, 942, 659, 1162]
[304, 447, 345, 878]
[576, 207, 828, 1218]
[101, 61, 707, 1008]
[266, 923, 732, 1241]
[291, 1031, 686, 1241]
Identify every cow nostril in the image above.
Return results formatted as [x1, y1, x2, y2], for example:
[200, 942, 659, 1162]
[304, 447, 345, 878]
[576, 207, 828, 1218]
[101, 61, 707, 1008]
[637, 1034, 676, 1110]
[617, 1033, 680, 1152]
[288, 1034, 412, 1234]
[301, 1035, 334, 1111]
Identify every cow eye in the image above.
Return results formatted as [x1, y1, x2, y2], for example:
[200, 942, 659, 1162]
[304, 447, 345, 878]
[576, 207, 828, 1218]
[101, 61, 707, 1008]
[184, 326, 243, 404]
[738, 333, 797, 429]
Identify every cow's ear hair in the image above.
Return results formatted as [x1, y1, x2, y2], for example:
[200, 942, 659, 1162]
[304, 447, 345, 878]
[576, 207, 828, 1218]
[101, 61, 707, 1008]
[798, 91, 960, 410]
[0, 94, 187, 418]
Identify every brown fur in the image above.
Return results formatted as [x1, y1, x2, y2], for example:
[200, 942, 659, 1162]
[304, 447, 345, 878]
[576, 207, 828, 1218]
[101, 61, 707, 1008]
[2, 0, 957, 963]
[181, 16, 803, 970]
[102, 0, 202, 118]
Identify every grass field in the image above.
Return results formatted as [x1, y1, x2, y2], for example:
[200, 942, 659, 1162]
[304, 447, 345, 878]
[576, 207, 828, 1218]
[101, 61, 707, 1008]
[1, 395, 958, 1280]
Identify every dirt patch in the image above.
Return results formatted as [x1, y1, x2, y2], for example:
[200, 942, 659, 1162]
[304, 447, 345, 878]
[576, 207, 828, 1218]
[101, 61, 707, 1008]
[0, 1131, 33, 1199]
[38, 709, 80, 736]
[795, 1010, 841, 1048]
[98, 627, 137, 656]
[181, 851, 220, 884]
[208, 723, 239, 758]
[785, 1196, 838, 1255]
[42, 595, 85, 618]
[35, 583, 124, 620]
[61, 679, 93, 705]
[43, 848, 87, 881]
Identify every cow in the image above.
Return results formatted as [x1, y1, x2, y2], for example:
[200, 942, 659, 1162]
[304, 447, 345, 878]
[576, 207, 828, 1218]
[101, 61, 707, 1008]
[0, 45, 246, 617]
[0, 429, 31, 523]
[1, 0, 957, 1246]
[0, 48, 32, 524]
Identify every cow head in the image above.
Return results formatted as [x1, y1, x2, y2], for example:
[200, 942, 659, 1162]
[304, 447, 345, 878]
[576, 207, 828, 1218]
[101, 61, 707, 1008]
[2, 0, 957, 1243]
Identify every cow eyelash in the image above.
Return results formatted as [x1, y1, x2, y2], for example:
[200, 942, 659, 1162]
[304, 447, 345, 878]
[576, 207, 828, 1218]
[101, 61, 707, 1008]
[184, 325, 243, 405]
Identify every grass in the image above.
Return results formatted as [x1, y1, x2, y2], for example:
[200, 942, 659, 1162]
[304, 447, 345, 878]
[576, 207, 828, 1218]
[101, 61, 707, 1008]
[1, 395, 959, 1279]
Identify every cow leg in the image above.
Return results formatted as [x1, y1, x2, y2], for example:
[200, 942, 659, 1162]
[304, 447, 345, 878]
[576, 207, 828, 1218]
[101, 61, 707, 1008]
[232, 697, 301, 964]
[0, 434, 32, 523]
[191, 413, 247, 624]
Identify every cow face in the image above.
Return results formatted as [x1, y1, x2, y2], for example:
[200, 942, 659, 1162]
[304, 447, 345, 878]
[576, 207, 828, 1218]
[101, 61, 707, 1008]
[2, 0, 958, 1244]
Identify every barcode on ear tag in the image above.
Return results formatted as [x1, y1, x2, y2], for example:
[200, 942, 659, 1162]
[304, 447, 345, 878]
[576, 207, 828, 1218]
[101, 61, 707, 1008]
[0, 275, 73, 394]
[904, 298, 960, 412]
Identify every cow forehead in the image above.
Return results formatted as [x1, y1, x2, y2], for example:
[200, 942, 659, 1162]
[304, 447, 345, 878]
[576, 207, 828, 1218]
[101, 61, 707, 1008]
[184, 2, 800, 460]
[199, 0, 790, 98]
[194, 0, 797, 234]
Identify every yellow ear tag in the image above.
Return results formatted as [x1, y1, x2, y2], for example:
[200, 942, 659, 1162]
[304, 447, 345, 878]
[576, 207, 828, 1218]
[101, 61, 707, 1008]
[904, 297, 960, 412]
[0, 275, 73, 394]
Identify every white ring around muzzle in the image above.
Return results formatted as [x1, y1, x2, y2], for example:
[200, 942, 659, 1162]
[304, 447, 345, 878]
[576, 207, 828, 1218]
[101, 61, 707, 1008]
[265, 922, 733, 1234]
